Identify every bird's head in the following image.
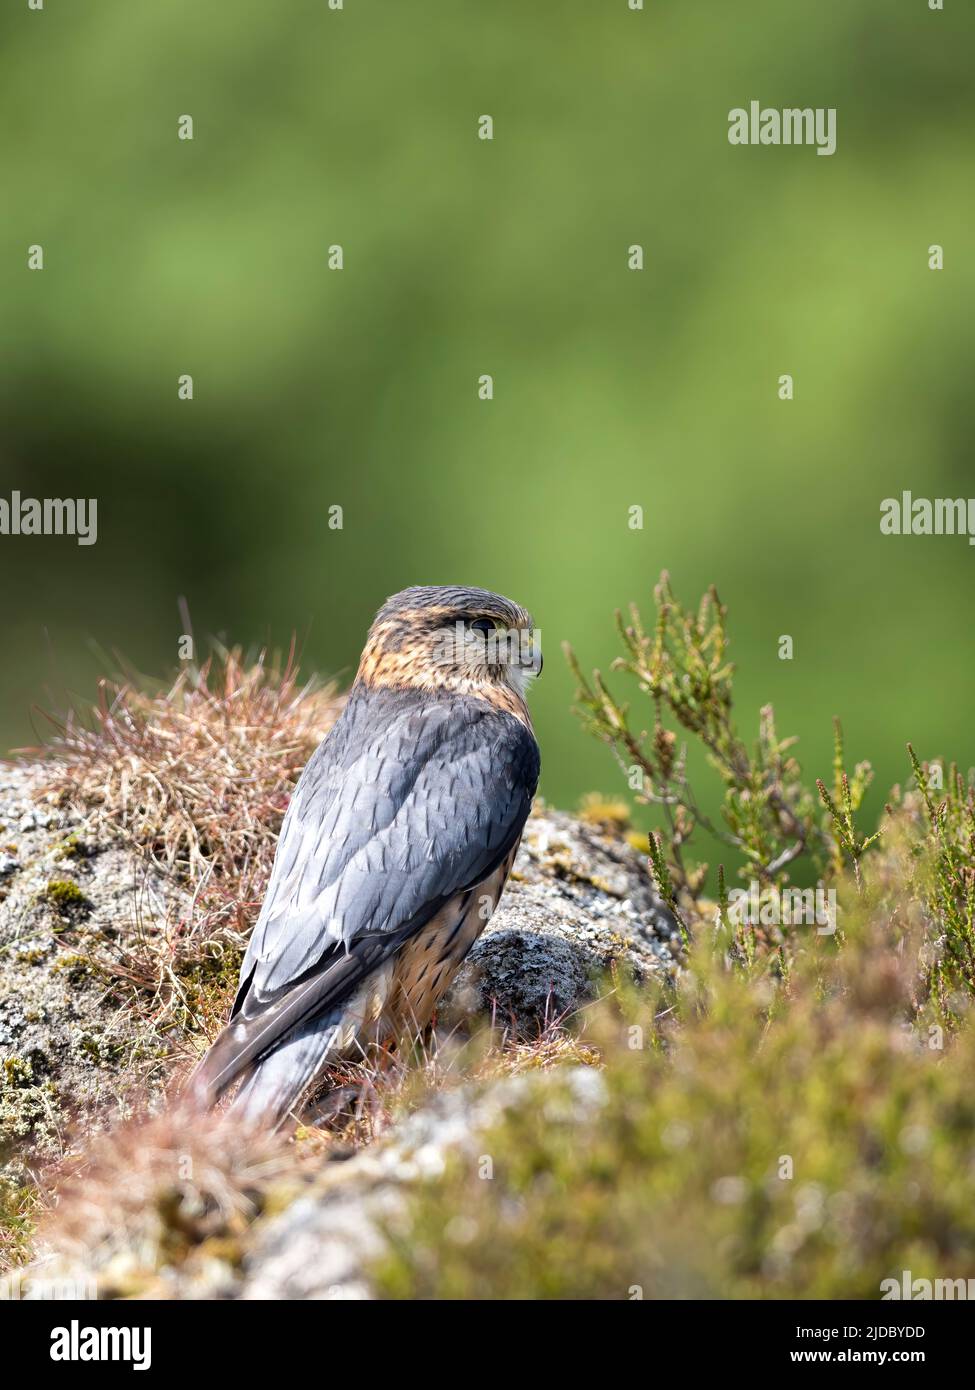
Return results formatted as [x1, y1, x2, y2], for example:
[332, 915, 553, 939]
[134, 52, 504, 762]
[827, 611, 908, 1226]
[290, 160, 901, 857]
[356, 585, 541, 719]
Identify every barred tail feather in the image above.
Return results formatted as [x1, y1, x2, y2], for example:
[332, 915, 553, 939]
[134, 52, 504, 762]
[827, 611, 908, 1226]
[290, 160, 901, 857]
[189, 936, 395, 1110]
[229, 1012, 350, 1127]
[190, 962, 390, 1126]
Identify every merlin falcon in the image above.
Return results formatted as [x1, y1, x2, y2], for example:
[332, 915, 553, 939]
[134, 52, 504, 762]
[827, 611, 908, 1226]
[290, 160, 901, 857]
[193, 585, 541, 1124]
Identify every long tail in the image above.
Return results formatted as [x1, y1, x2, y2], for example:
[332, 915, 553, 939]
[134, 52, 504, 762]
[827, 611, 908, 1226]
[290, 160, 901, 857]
[189, 966, 385, 1127]
[227, 1011, 352, 1127]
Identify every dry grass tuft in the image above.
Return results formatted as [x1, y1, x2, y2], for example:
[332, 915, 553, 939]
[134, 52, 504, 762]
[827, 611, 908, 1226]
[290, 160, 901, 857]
[37, 643, 340, 881]
[293, 1005, 604, 1154]
[31, 644, 342, 1040]
[35, 1104, 298, 1297]
[31, 1017, 601, 1288]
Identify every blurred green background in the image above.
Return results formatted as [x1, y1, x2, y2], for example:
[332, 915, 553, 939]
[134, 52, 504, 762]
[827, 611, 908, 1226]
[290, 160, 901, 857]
[1, 0, 972, 856]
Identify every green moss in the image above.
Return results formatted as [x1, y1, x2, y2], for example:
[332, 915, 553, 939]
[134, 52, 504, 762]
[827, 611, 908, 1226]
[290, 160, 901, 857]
[0, 1054, 58, 1148]
[174, 944, 244, 1026]
[78, 1034, 123, 1068]
[55, 833, 92, 861]
[15, 947, 48, 966]
[2, 1057, 34, 1089]
[40, 879, 91, 920]
[42, 879, 87, 906]
[50, 952, 97, 983]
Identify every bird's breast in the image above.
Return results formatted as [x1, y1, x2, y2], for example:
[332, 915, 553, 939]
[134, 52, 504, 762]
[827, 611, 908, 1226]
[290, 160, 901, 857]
[387, 844, 518, 1033]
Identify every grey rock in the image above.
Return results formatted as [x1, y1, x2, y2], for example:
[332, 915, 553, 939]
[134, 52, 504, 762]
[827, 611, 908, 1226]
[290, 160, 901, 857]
[0, 762, 187, 1162]
[240, 1067, 607, 1300]
[444, 806, 680, 1026]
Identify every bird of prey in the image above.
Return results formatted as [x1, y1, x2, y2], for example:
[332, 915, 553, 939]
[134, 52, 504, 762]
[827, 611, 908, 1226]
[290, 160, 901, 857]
[192, 585, 541, 1125]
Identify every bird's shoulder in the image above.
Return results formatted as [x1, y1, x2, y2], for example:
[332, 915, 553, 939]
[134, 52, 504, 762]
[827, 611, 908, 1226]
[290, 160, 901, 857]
[295, 683, 537, 811]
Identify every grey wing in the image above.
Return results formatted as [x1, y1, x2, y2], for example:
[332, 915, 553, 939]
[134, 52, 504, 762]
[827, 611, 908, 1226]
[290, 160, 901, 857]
[194, 690, 538, 1100]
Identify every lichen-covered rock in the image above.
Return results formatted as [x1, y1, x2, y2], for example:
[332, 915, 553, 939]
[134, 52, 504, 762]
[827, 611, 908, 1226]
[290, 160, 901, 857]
[444, 806, 680, 1026]
[239, 1067, 607, 1300]
[0, 763, 186, 1163]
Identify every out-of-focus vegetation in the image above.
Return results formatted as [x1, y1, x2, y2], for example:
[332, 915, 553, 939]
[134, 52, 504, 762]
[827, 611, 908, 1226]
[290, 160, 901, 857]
[374, 902, 975, 1300]
[1, 1, 974, 859]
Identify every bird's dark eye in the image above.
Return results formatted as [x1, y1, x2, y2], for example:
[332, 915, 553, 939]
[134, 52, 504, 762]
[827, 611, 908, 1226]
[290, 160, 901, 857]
[470, 618, 495, 635]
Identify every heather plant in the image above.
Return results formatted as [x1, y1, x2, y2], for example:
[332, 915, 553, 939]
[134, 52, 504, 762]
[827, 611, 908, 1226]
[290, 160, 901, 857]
[564, 574, 975, 1023]
[372, 612, 975, 1298]
[565, 574, 857, 908]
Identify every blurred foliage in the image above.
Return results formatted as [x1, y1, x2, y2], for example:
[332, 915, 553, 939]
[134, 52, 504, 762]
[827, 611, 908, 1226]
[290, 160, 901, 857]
[374, 846, 975, 1300]
[1, 0, 974, 849]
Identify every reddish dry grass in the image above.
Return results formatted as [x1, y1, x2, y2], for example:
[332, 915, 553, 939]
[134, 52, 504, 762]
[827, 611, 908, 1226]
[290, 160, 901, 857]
[34, 1104, 296, 1295]
[37, 643, 340, 880]
[31, 644, 342, 1036]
